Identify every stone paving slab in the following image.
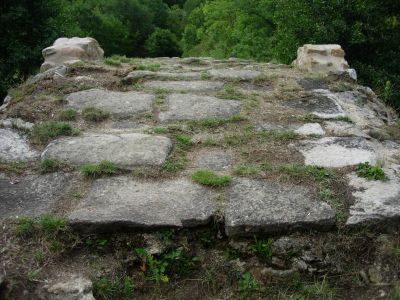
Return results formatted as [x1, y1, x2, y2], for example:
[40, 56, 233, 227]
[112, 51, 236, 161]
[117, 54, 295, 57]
[143, 80, 224, 92]
[41, 133, 171, 169]
[295, 137, 377, 168]
[66, 89, 154, 118]
[68, 177, 216, 232]
[0, 128, 39, 161]
[346, 167, 400, 226]
[194, 150, 232, 172]
[125, 70, 201, 81]
[0, 173, 71, 220]
[225, 179, 335, 236]
[159, 94, 241, 122]
[284, 94, 345, 119]
[208, 69, 262, 80]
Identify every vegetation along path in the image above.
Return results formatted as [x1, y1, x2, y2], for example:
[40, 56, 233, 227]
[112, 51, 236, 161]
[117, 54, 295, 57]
[1, 51, 400, 299]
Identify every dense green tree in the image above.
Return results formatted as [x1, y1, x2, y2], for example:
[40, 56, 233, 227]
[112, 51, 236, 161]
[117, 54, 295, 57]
[145, 28, 181, 57]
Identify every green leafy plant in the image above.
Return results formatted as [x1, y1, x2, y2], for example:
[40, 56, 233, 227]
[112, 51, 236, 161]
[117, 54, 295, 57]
[356, 162, 386, 180]
[238, 272, 260, 293]
[249, 236, 273, 258]
[93, 276, 134, 300]
[191, 170, 231, 187]
[135, 248, 169, 284]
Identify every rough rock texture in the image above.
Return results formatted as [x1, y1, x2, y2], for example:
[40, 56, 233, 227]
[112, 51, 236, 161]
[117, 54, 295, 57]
[143, 80, 224, 92]
[346, 168, 400, 226]
[293, 44, 355, 79]
[194, 150, 233, 172]
[324, 121, 369, 138]
[37, 274, 94, 300]
[225, 179, 335, 236]
[295, 123, 325, 136]
[0, 128, 39, 161]
[41, 37, 104, 71]
[68, 177, 216, 232]
[66, 89, 154, 118]
[0, 173, 71, 220]
[0, 118, 34, 131]
[296, 137, 377, 168]
[125, 70, 201, 82]
[208, 69, 262, 80]
[159, 94, 241, 122]
[41, 133, 171, 169]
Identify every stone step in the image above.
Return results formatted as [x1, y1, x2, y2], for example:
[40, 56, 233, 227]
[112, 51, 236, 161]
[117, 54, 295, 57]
[0, 172, 72, 220]
[66, 89, 154, 118]
[0, 128, 39, 162]
[41, 133, 172, 169]
[225, 178, 336, 236]
[159, 93, 241, 122]
[68, 177, 217, 232]
[143, 80, 224, 92]
[208, 69, 262, 80]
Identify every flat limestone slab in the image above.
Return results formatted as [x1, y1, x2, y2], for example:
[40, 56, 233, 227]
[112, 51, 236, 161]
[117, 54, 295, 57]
[346, 168, 400, 226]
[143, 80, 224, 92]
[41, 133, 172, 169]
[0, 128, 39, 161]
[66, 89, 154, 117]
[0, 173, 71, 220]
[208, 69, 262, 80]
[159, 94, 241, 122]
[68, 177, 216, 232]
[225, 179, 335, 236]
[295, 137, 377, 168]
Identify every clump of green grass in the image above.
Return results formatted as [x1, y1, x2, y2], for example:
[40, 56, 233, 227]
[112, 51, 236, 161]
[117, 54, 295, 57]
[335, 115, 353, 123]
[81, 161, 119, 178]
[138, 63, 161, 72]
[162, 159, 187, 173]
[175, 134, 192, 149]
[58, 108, 77, 121]
[0, 161, 27, 174]
[191, 170, 231, 187]
[104, 55, 135, 67]
[38, 215, 66, 235]
[14, 215, 66, 237]
[279, 164, 332, 181]
[31, 122, 77, 144]
[93, 276, 134, 300]
[188, 115, 245, 129]
[217, 84, 246, 100]
[82, 106, 110, 122]
[40, 159, 62, 173]
[356, 162, 386, 180]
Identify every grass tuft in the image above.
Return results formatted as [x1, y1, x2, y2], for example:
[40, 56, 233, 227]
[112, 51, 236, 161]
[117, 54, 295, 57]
[81, 161, 119, 178]
[82, 106, 110, 122]
[31, 122, 77, 144]
[191, 170, 231, 187]
[58, 108, 77, 121]
[40, 159, 62, 173]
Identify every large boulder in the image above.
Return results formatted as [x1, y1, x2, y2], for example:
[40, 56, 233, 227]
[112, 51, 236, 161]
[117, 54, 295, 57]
[293, 44, 356, 79]
[41, 37, 104, 72]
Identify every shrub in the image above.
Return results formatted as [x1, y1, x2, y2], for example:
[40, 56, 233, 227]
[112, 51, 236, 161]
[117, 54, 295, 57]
[82, 106, 110, 122]
[356, 162, 386, 180]
[191, 170, 231, 187]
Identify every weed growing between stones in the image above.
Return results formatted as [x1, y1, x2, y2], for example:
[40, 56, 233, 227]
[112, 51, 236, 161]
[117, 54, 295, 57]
[191, 170, 231, 187]
[356, 162, 386, 180]
[58, 108, 77, 121]
[188, 114, 246, 129]
[93, 276, 135, 299]
[249, 236, 273, 259]
[82, 106, 110, 122]
[31, 121, 78, 145]
[335, 115, 354, 123]
[138, 63, 161, 72]
[217, 84, 246, 100]
[0, 160, 29, 175]
[40, 158, 62, 173]
[233, 164, 260, 176]
[80, 161, 119, 178]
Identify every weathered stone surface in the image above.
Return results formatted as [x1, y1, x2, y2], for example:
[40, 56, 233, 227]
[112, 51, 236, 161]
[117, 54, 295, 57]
[324, 121, 369, 138]
[66, 89, 154, 118]
[159, 94, 241, 122]
[0, 118, 34, 131]
[29, 66, 68, 84]
[208, 69, 262, 80]
[225, 179, 335, 236]
[0, 128, 39, 161]
[295, 137, 377, 168]
[293, 44, 356, 79]
[295, 123, 325, 136]
[41, 37, 104, 72]
[125, 70, 201, 82]
[346, 168, 400, 226]
[284, 94, 345, 119]
[298, 78, 328, 91]
[194, 150, 232, 172]
[143, 80, 224, 92]
[41, 133, 171, 169]
[0, 173, 71, 220]
[37, 274, 94, 300]
[68, 177, 216, 231]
